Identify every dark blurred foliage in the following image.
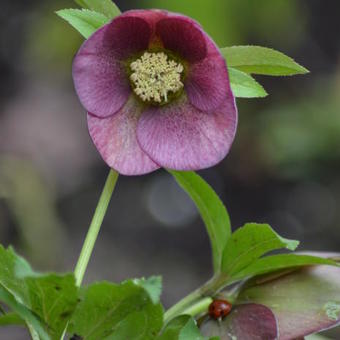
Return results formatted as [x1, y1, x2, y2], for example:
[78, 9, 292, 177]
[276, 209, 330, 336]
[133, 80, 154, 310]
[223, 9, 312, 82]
[0, 0, 340, 338]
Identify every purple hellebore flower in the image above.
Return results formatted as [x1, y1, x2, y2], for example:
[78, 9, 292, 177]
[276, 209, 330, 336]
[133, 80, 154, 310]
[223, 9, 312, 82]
[73, 9, 237, 175]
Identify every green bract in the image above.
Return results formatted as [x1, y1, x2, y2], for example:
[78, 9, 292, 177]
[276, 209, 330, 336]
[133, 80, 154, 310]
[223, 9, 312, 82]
[228, 67, 268, 98]
[74, 0, 121, 19]
[221, 45, 309, 76]
[56, 9, 109, 39]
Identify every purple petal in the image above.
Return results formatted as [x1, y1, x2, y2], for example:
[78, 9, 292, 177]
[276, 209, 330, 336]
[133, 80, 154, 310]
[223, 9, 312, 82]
[136, 96, 237, 171]
[88, 98, 160, 175]
[237, 255, 340, 339]
[200, 303, 279, 340]
[121, 9, 168, 29]
[73, 15, 151, 118]
[156, 16, 207, 62]
[185, 37, 232, 111]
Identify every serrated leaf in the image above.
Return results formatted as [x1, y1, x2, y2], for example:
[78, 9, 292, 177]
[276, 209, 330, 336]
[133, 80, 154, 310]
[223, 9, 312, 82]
[178, 317, 210, 340]
[222, 45, 309, 76]
[104, 310, 157, 340]
[24, 274, 78, 339]
[158, 315, 190, 340]
[158, 315, 210, 340]
[237, 257, 340, 338]
[230, 254, 338, 283]
[69, 281, 163, 340]
[134, 276, 162, 304]
[0, 246, 78, 339]
[229, 67, 268, 98]
[0, 287, 50, 340]
[74, 0, 121, 19]
[56, 9, 109, 39]
[221, 223, 299, 276]
[0, 245, 31, 304]
[169, 171, 231, 273]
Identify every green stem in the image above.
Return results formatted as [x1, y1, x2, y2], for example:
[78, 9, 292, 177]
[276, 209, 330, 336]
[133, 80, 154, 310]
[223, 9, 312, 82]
[180, 297, 212, 318]
[74, 169, 119, 286]
[164, 274, 236, 324]
[164, 288, 202, 324]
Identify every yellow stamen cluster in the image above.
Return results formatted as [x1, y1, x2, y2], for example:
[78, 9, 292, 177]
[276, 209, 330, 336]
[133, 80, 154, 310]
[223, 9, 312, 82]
[130, 52, 184, 104]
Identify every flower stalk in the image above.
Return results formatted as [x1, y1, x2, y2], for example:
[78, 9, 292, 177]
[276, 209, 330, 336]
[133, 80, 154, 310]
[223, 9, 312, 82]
[74, 169, 119, 286]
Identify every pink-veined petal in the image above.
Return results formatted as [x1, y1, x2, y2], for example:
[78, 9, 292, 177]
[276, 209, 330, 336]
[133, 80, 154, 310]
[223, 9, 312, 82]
[88, 98, 160, 175]
[185, 36, 232, 111]
[137, 96, 237, 171]
[73, 15, 151, 118]
[156, 16, 207, 62]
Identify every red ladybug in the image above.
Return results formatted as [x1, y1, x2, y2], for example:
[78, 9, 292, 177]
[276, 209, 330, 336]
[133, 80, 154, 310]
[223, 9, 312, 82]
[208, 299, 232, 320]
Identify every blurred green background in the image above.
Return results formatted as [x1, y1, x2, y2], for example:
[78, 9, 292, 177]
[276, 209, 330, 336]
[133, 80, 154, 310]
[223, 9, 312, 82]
[0, 0, 340, 338]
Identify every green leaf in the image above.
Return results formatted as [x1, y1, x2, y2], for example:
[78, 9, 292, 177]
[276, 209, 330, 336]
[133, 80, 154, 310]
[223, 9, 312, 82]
[221, 223, 299, 276]
[0, 313, 25, 326]
[74, 0, 88, 8]
[134, 276, 162, 304]
[228, 67, 268, 98]
[56, 9, 109, 39]
[0, 287, 50, 340]
[222, 45, 309, 76]
[0, 245, 31, 304]
[74, 0, 121, 19]
[0, 246, 78, 339]
[178, 317, 210, 340]
[158, 315, 210, 340]
[104, 310, 157, 340]
[69, 281, 163, 340]
[169, 170, 231, 273]
[158, 315, 190, 340]
[230, 254, 338, 283]
[24, 274, 78, 339]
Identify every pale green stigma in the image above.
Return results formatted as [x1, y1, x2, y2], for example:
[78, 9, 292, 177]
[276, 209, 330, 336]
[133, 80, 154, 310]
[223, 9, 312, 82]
[130, 51, 184, 104]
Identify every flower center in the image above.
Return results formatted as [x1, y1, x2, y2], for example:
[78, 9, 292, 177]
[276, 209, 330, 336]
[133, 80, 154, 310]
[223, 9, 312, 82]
[130, 51, 184, 104]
